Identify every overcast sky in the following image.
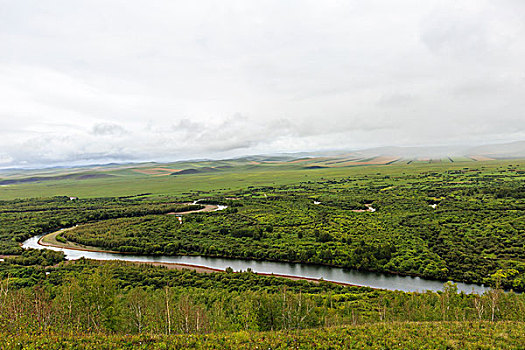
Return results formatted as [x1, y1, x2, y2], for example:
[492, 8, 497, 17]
[1, 0, 524, 167]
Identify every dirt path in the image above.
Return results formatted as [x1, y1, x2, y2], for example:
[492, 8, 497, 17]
[0, 255, 17, 259]
[52, 259, 368, 288]
[351, 203, 376, 213]
[166, 204, 218, 215]
[135, 261, 222, 273]
[38, 227, 119, 252]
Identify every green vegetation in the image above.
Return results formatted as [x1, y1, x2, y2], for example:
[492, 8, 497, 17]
[0, 196, 201, 254]
[57, 163, 525, 290]
[4, 248, 65, 266]
[1, 259, 524, 336]
[0, 159, 524, 347]
[2, 322, 524, 349]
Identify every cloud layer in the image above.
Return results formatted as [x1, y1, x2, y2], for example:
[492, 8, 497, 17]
[1, 0, 524, 167]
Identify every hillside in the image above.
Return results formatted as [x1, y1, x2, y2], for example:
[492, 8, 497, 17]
[2, 322, 524, 349]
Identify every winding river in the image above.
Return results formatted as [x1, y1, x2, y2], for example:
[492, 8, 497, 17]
[20, 204, 490, 294]
[22, 235, 490, 294]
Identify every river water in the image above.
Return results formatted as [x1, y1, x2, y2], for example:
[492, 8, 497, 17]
[22, 233, 489, 294]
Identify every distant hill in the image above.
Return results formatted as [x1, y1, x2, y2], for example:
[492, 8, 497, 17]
[172, 167, 221, 175]
[0, 173, 114, 185]
[1, 141, 523, 177]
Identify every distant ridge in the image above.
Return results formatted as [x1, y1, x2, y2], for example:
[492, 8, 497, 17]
[0, 173, 113, 185]
[304, 166, 327, 169]
[1, 141, 523, 173]
[171, 167, 221, 175]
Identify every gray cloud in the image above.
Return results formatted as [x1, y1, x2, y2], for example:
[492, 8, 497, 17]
[0, 0, 524, 167]
[92, 123, 127, 136]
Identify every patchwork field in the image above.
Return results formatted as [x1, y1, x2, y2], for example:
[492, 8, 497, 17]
[0, 154, 519, 201]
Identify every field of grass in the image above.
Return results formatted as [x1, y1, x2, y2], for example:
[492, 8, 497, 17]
[1, 158, 520, 201]
[2, 322, 523, 349]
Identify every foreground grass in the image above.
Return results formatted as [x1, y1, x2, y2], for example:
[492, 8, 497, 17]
[2, 322, 524, 349]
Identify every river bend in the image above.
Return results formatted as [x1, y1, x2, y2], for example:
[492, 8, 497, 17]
[22, 233, 489, 294]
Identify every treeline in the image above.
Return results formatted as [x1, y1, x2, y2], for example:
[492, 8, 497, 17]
[4, 249, 65, 266]
[0, 260, 524, 336]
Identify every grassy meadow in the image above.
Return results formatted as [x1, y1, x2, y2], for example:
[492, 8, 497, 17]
[1, 156, 522, 200]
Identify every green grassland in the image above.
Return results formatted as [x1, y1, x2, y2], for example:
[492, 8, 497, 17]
[0, 157, 519, 201]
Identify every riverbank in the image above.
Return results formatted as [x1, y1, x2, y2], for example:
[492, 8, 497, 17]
[24, 227, 489, 293]
[66, 259, 369, 287]
[39, 227, 123, 253]
[36, 230, 369, 288]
